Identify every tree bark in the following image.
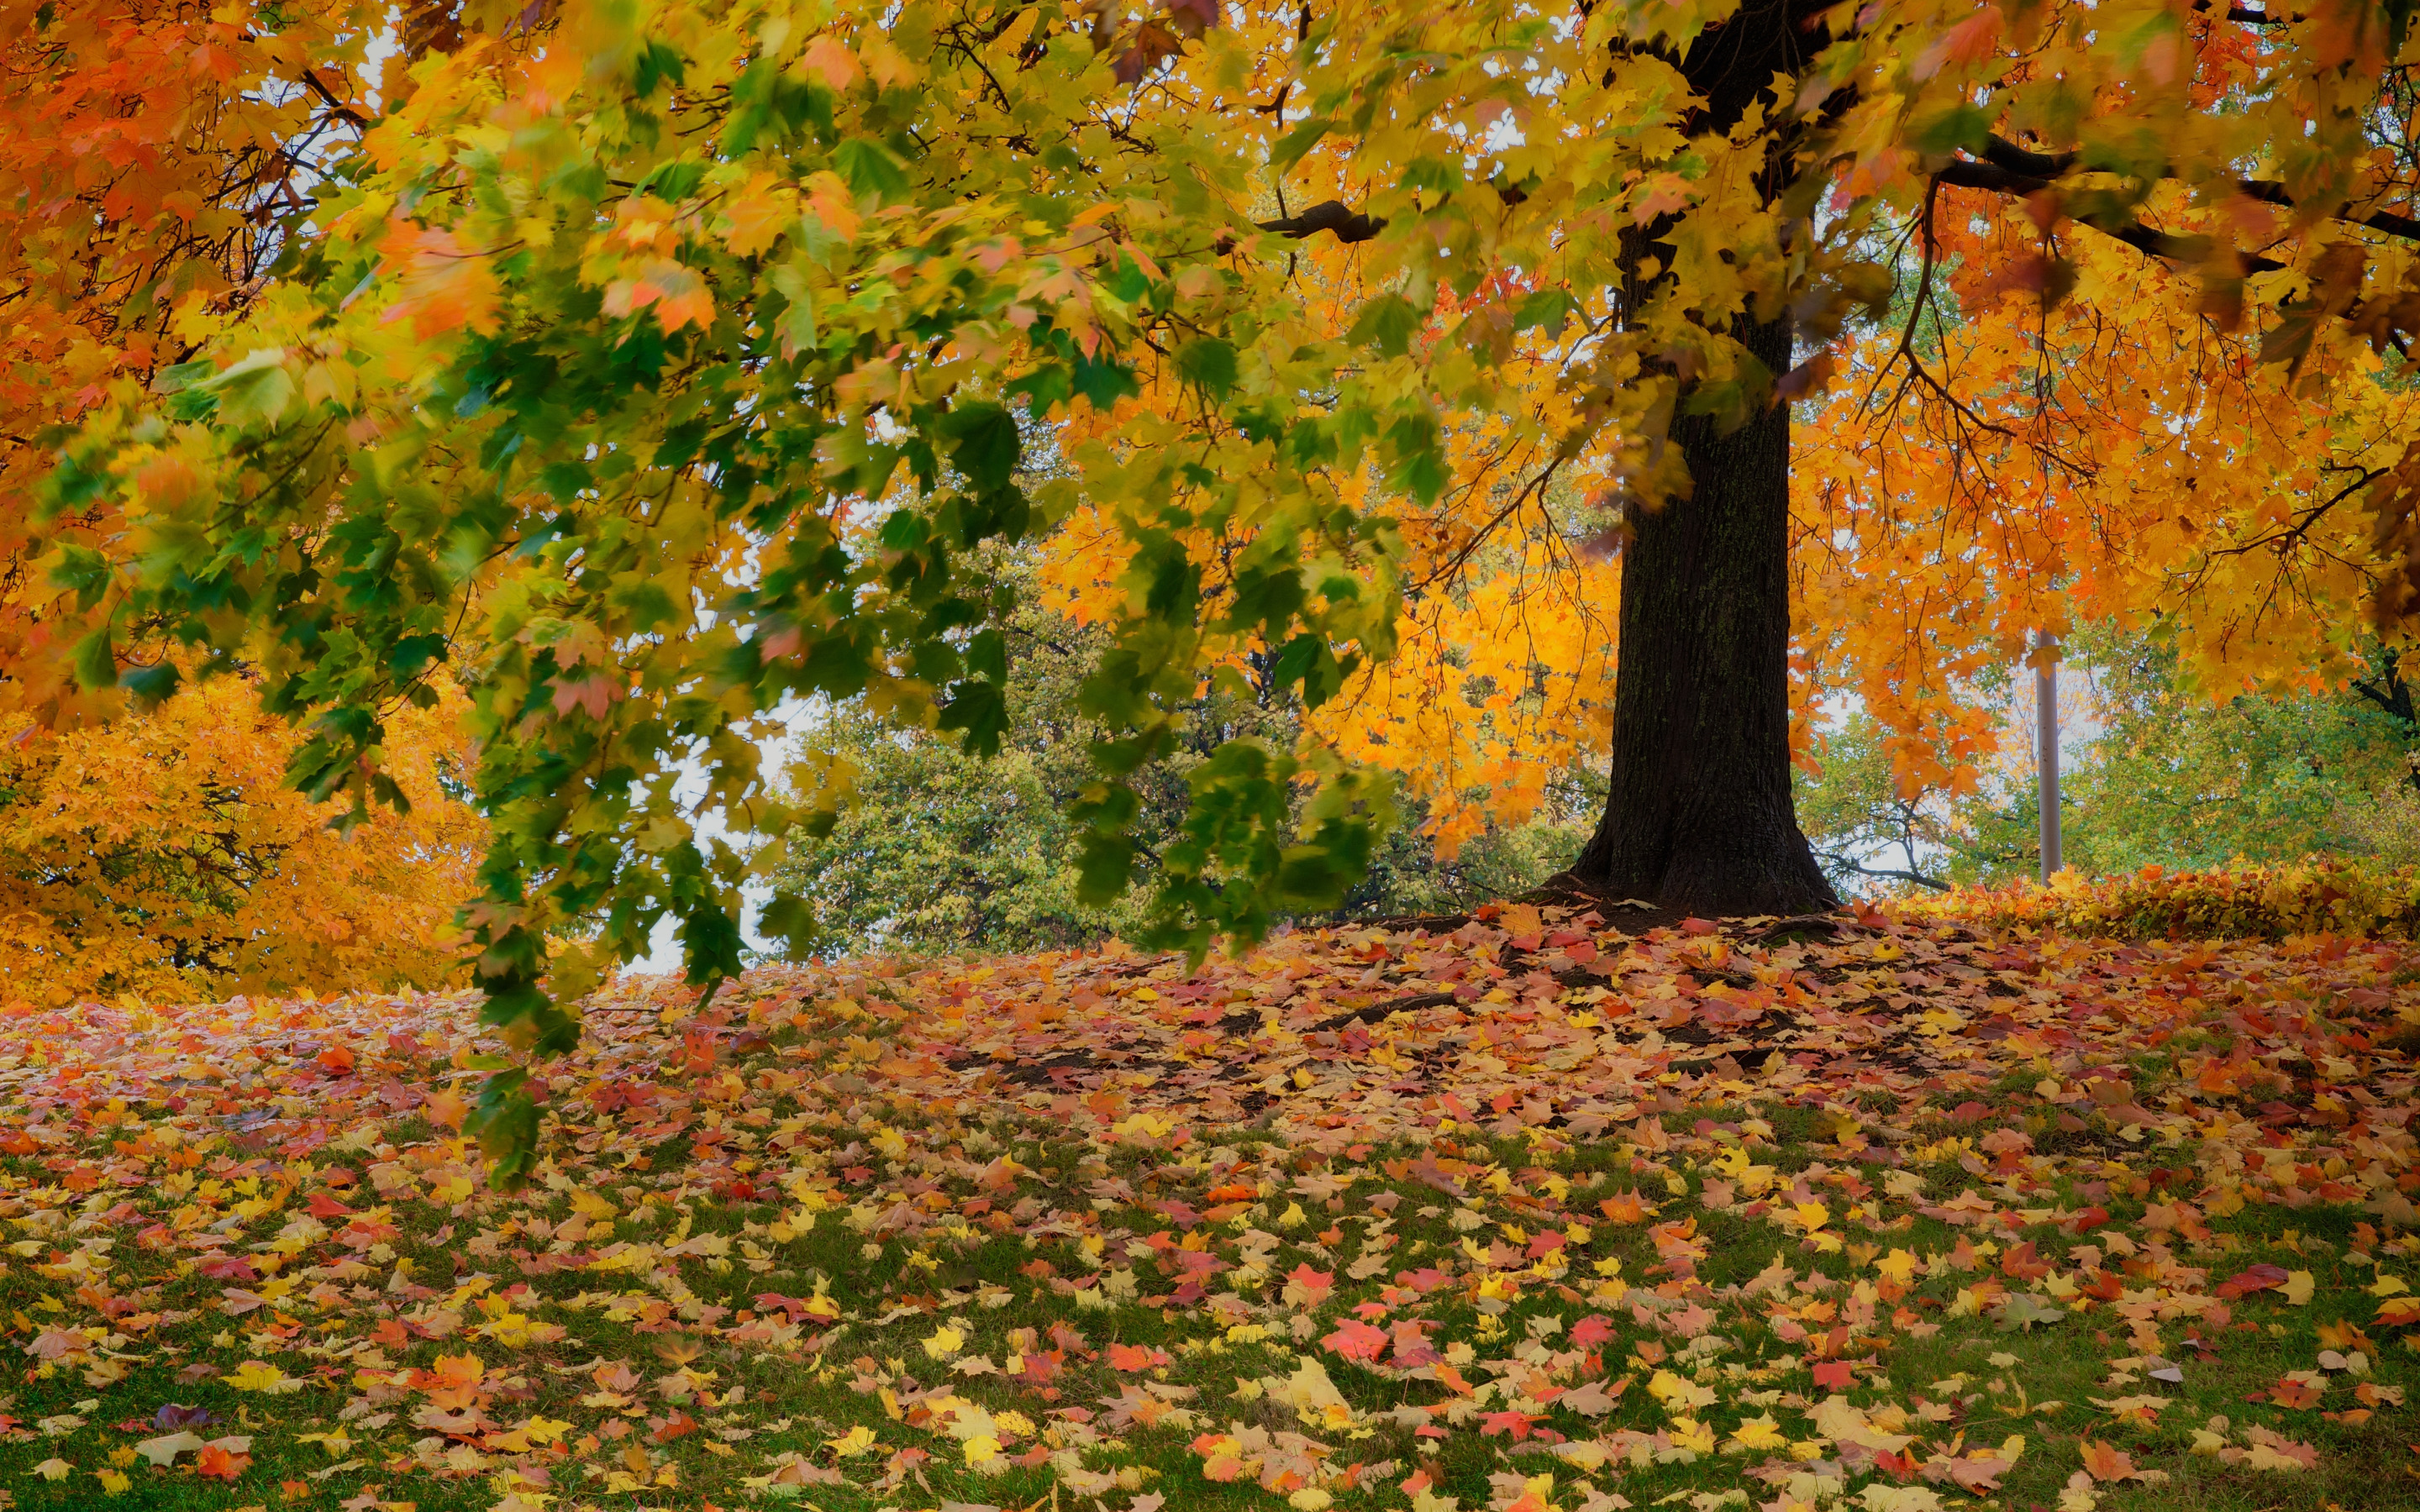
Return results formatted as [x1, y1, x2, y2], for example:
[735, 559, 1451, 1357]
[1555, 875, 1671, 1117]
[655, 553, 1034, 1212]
[1568, 310, 1837, 914]
[1565, 0, 1840, 916]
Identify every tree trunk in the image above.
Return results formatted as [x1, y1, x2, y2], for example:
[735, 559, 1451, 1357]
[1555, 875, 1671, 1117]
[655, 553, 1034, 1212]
[1568, 309, 1837, 914]
[1574, 415, 1834, 910]
[1563, 0, 1839, 916]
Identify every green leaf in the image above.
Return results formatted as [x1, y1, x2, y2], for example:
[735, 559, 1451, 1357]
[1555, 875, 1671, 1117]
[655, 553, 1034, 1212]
[1270, 116, 1331, 171]
[1512, 288, 1575, 336]
[941, 402, 1021, 491]
[151, 360, 216, 395]
[1385, 411, 1449, 504]
[466, 1069, 540, 1189]
[48, 543, 111, 611]
[632, 38, 687, 95]
[118, 659, 182, 706]
[834, 136, 910, 202]
[639, 160, 709, 202]
[938, 678, 1009, 756]
[677, 901, 745, 985]
[1908, 103, 1989, 156]
[71, 628, 114, 691]
[1071, 349, 1140, 408]
[1176, 338, 1239, 397]
[388, 633, 450, 679]
[1347, 294, 1424, 358]
[757, 893, 818, 961]
[197, 348, 296, 430]
[1076, 832, 1136, 905]
[1006, 361, 1072, 412]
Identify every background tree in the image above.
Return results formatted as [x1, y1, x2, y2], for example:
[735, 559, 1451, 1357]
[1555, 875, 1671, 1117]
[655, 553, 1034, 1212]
[0, 675, 481, 1004]
[2059, 633, 2413, 876]
[772, 571, 1588, 955]
[1794, 628, 2420, 895]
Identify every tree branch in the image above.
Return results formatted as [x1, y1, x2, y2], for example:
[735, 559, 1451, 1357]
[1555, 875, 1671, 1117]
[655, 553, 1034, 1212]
[2233, 177, 2420, 245]
[299, 69, 371, 131]
[1256, 200, 1384, 244]
[1979, 134, 2073, 178]
[1957, 134, 2420, 255]
[1818, 851, 1952, 891]
[1932, 160, 2286, 271]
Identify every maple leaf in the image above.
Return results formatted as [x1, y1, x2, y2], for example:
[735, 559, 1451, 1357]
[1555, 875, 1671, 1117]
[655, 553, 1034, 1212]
[134, 1431, 205, 1467]
[1281, 1263, 1335, 1307]
[2217, 1263, 2292, 1299]
[2078, 1441, 2139, 1483]
[380, 223, 502, 340]
[224, 1358, 306, 1394]
[1320, 1319, 1389, 1363]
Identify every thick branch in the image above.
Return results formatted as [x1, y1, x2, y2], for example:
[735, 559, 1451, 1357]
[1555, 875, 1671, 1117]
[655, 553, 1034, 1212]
[1257, 201, 1385, 244]
[1965, 133, 2420, 251]
[1932, 160, 2286, 272]
[2233, 178, 2420, 245]
[299, 70, 371, 131]
[1979, 134, 2074, 178]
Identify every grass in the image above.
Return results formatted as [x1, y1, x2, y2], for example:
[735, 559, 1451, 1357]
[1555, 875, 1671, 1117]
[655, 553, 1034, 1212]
[0, 909, 2411, 1512]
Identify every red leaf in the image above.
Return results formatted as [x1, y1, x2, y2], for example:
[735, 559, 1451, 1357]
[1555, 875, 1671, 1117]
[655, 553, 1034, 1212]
[2217, 1263, 2291, 1300]
[1321, 1319, 1389, 1363]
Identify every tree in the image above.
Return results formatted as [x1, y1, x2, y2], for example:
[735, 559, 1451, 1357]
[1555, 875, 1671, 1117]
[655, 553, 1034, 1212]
[1794, 629, 2417, 893]
[2058, 632, 2411, 876]
[0, 674, 482, 1005]
[772, 573, 1587, 955]
[1556, 0, 1840, 915]
[1793, 710, 1975, 894]
[1, 0, 381, 721]
[37, 0, 2420, 1175]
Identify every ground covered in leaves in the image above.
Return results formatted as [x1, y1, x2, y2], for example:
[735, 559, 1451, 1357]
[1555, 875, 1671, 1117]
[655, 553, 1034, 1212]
[0, 902, 2417, 1512]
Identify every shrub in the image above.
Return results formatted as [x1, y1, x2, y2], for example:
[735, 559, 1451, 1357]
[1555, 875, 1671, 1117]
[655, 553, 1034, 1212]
[1905, 861, 2420, 941]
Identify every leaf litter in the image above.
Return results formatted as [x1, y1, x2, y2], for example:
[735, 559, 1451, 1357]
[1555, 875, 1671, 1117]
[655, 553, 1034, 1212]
[0, 901, 2415, 1509]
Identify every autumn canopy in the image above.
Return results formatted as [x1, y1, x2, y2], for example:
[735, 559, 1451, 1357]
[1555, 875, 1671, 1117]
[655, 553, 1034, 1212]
[8, 0, 2420, 1167]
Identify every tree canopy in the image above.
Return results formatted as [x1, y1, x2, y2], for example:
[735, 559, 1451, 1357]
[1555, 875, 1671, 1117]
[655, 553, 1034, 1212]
[24, 0, 2420, 1172]
[0, 674, 482, 1004]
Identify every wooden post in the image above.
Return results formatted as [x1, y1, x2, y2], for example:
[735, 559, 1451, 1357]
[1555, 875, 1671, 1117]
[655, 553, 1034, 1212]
[2037, 633, 2060, 882]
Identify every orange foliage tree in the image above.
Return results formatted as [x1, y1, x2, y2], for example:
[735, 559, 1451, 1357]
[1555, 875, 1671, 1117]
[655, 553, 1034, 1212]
[0, 2, 492, 1005]
[0, 676, 482, 1005]
[1, 0, 386, 720]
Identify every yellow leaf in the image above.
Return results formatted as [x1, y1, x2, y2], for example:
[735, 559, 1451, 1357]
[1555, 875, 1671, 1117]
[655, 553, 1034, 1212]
[826, 1425, 876, 1457]
[1730, 1415, 1788, 1452]
[224, 1359, 305, 1394]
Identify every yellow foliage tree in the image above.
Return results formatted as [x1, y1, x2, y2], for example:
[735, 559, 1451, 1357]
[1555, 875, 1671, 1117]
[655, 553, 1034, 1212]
[0, 677, 481, 1005]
